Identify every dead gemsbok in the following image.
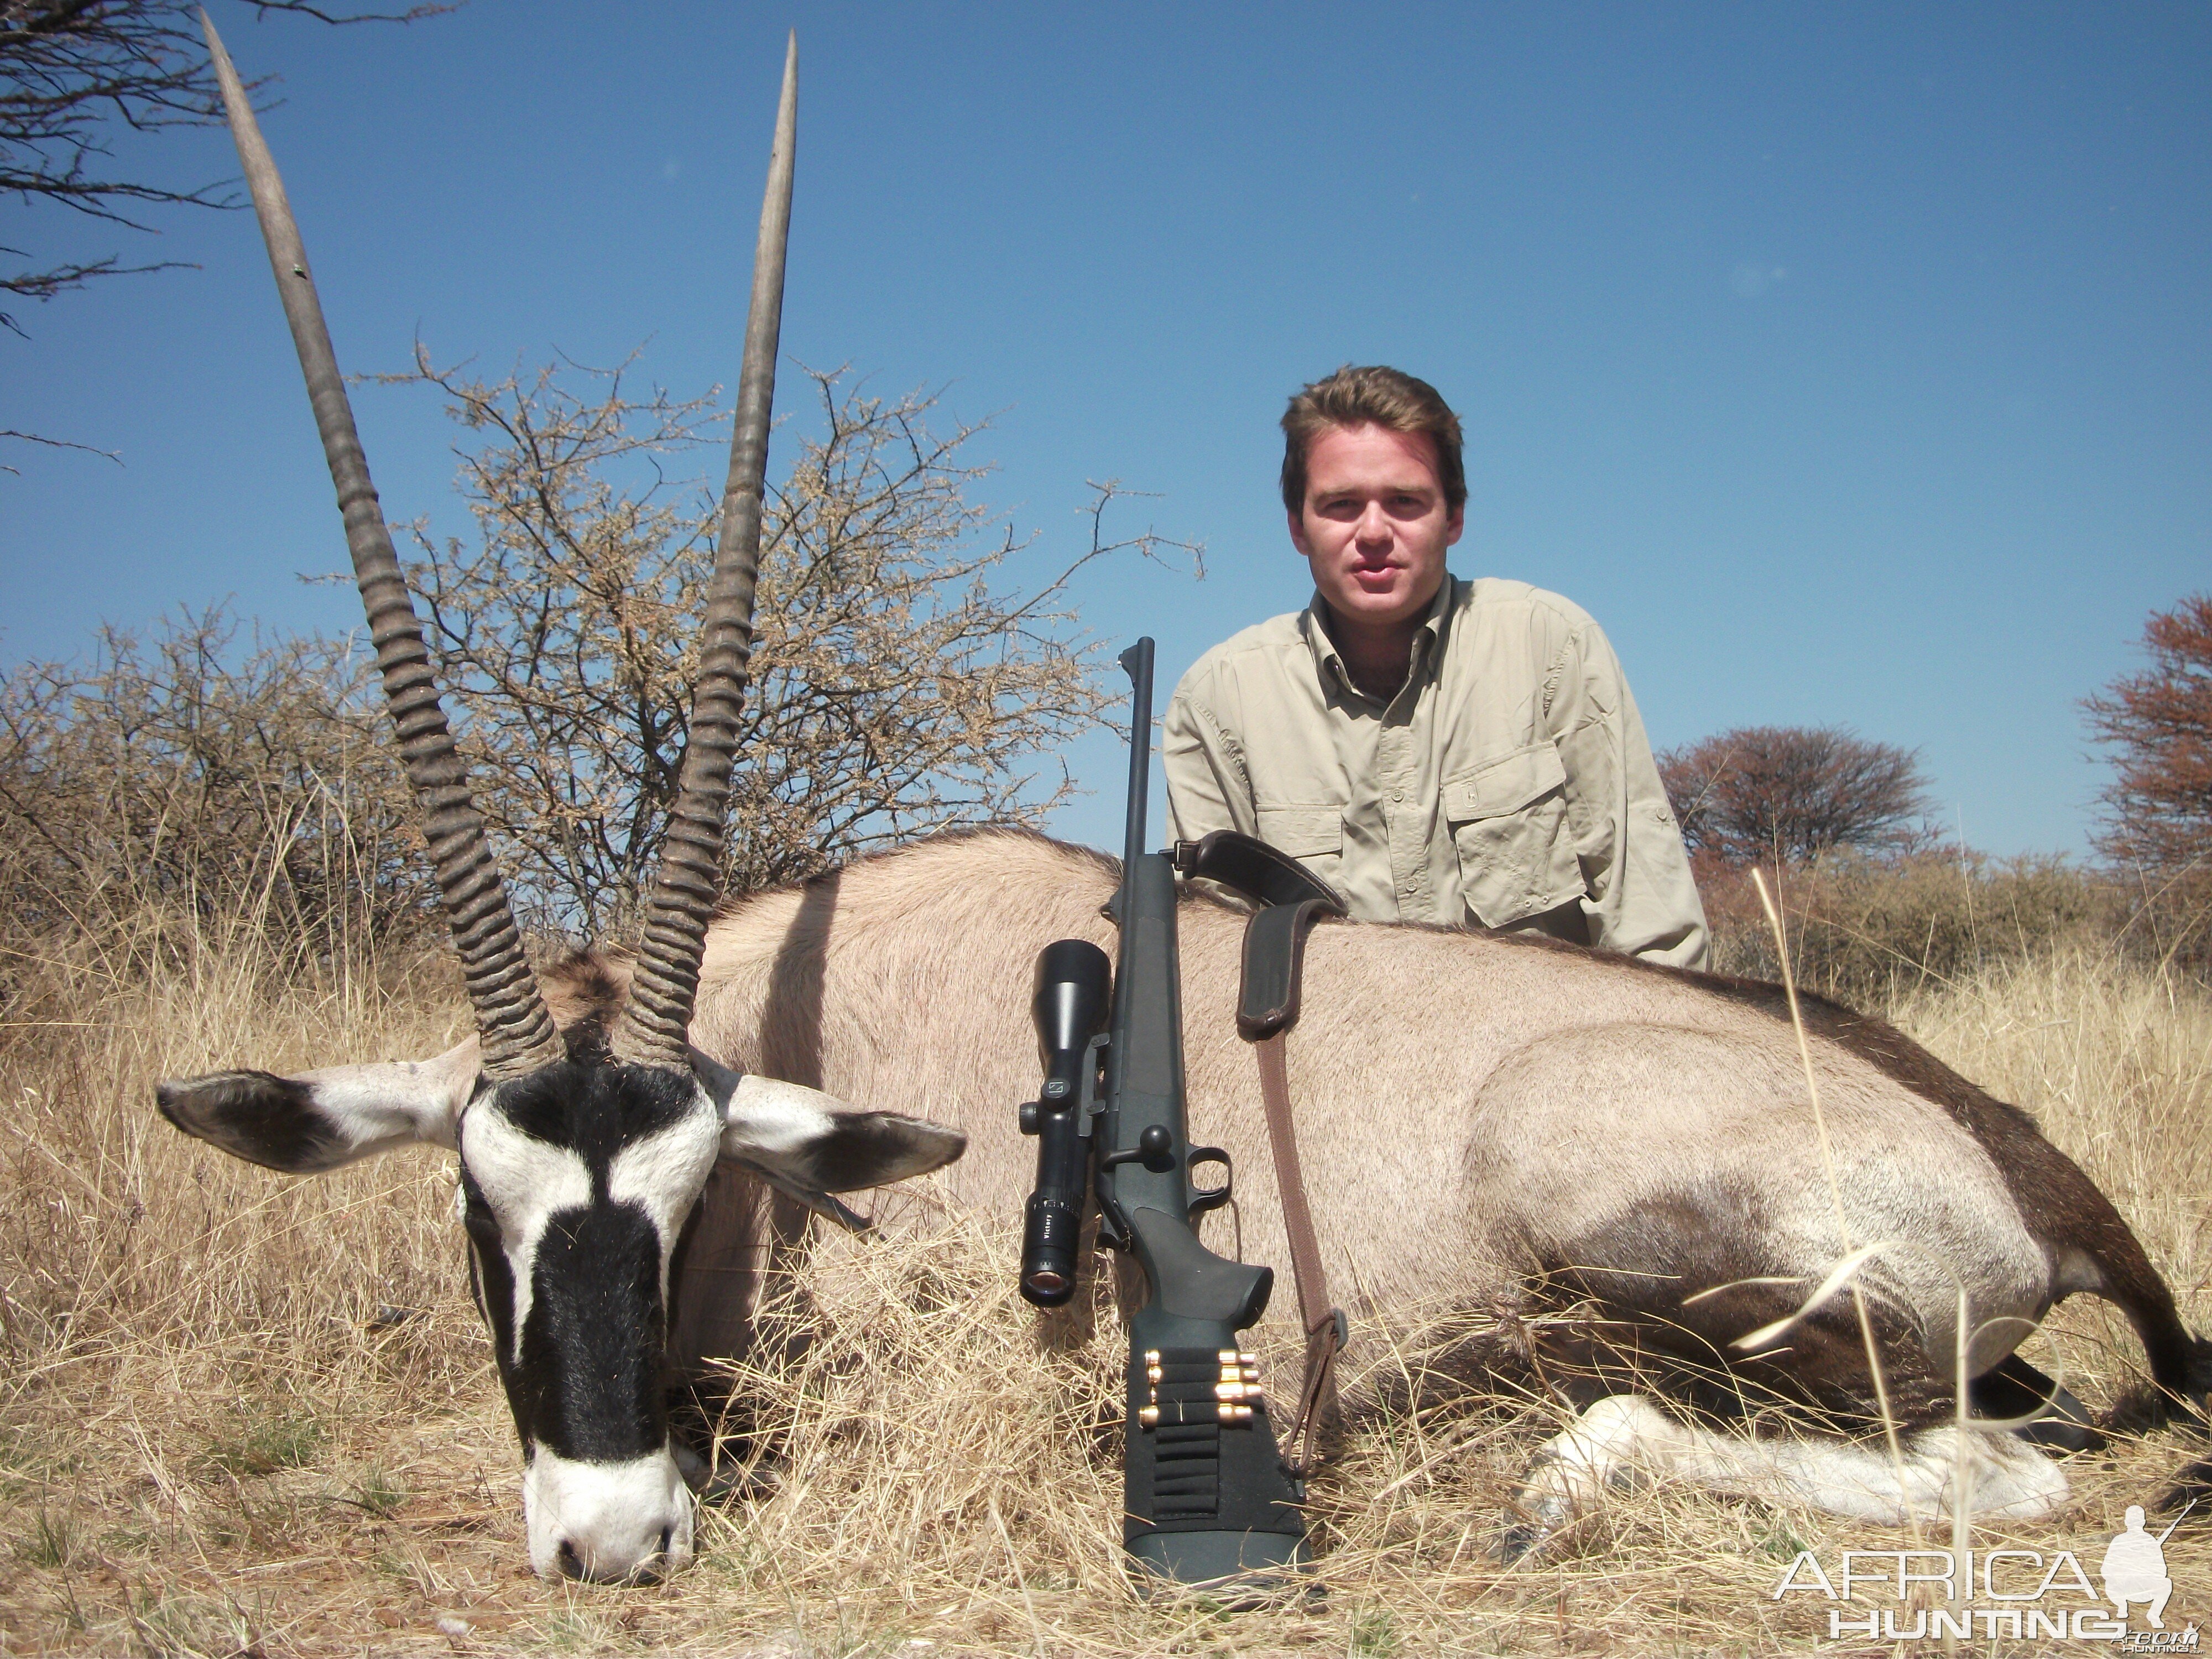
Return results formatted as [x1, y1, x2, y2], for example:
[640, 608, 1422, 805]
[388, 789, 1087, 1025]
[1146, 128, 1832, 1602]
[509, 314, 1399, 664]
[580, 829, 2212, 1550]
[153, 23, 963, 1582]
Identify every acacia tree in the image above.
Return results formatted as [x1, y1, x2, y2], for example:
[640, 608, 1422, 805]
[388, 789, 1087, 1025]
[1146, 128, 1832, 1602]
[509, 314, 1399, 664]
[395, 351, 1196, 934]
[1658, 726, 1931, 868]
[2085, 593, 2211, 893]
[2, 0, 437, 323]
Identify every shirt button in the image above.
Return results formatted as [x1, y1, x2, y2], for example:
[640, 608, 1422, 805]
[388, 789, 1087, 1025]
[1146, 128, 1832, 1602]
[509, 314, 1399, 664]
[1390, 789, 1404, 803]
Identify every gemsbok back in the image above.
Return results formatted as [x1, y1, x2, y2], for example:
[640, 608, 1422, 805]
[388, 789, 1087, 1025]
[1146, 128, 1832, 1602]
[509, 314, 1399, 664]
[153, 23, 963, 1582]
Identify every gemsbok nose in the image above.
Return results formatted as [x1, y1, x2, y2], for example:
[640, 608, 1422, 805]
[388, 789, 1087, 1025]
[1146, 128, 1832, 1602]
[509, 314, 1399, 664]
[524, 1446, 694, 1582]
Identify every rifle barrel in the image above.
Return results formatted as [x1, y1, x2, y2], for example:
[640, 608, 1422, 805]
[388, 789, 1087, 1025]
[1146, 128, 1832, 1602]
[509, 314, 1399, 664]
[1118, 639, 1155, 879]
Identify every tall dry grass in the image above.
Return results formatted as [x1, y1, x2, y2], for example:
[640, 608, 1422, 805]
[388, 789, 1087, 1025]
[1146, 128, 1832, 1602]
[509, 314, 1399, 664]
[4, 904, 2209, 1655]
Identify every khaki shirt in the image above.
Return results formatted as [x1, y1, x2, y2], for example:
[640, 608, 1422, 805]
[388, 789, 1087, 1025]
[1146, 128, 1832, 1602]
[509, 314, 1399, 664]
[1162, 576, 1710, 968]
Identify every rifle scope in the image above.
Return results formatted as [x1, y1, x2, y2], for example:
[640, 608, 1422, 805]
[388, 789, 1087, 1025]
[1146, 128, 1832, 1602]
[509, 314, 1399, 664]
[1016, 937, 1112, 1306]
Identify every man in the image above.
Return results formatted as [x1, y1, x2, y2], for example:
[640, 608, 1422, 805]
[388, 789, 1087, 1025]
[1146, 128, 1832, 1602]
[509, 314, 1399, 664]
[1162, 364, 1709, 968]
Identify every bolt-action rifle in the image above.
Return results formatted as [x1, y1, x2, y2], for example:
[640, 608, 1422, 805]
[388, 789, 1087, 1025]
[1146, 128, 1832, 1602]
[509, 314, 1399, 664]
[1016, 638, 1308, 1592]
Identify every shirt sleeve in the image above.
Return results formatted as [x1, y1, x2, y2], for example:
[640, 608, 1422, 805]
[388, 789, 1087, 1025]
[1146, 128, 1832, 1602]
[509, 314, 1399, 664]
[1162, 672, 1256, 843]
[1543, 622, 1710, 969]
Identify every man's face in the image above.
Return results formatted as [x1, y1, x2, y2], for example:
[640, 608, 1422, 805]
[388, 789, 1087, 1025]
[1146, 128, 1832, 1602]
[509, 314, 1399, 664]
[1289, 422, 1463, 635]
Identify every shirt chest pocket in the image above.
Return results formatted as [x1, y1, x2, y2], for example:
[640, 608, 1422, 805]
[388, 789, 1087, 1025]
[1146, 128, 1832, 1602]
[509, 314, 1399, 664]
[1441, 741, 1587, 929]
[1255, 804, 1343, 856]
[1254, 804, 1344, 883]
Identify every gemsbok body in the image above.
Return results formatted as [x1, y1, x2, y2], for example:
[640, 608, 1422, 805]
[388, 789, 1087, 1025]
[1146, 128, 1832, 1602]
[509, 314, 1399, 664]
[156, 25, 965, 1582]
[576, 828, 2209, 1546]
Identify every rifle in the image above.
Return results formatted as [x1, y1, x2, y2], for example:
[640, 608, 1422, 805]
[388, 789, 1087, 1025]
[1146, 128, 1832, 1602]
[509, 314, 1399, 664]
[1017, 638, 1309, 1593]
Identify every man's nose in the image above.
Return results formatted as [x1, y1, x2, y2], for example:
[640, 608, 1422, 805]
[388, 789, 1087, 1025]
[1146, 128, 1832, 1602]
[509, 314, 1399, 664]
[1352, 500, 1392, 545]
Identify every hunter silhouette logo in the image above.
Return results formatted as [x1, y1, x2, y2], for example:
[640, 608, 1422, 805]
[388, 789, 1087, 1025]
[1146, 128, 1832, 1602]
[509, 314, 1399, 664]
[1772, 1501, 2195, 1645]
[2105, 1506, 2178, 1628]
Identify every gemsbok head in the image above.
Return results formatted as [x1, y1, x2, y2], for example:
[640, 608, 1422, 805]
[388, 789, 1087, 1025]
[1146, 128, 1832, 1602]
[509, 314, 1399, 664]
[153, 19, 966, 1582]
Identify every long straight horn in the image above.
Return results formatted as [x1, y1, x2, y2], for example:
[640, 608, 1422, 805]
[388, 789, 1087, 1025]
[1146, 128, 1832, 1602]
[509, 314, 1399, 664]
[201, 11, 561, 1080]
[614, 34, 797, 1070]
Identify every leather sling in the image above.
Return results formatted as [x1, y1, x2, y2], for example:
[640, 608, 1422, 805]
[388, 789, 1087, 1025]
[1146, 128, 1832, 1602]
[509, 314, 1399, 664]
[1176, 832, 1349, 1473]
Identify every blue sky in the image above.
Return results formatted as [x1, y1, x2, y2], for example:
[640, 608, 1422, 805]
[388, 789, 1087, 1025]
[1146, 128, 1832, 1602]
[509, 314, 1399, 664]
[6, 1, 2206, 857]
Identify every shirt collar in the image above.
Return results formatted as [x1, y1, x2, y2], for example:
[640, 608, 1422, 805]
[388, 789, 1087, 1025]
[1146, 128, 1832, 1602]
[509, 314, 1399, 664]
[1302, 575, 1455, 706]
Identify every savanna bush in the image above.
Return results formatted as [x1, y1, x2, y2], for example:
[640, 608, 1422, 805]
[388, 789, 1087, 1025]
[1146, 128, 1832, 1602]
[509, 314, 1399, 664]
[1699, 849, 2134, 1004]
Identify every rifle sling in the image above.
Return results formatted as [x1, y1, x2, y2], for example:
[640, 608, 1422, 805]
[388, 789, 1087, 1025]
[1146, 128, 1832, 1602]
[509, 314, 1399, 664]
[1234, 888, 1347, 1475]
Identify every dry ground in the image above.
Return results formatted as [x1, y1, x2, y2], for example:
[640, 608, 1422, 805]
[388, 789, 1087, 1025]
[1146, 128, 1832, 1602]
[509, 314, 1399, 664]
[3, 924, 2208, 1657]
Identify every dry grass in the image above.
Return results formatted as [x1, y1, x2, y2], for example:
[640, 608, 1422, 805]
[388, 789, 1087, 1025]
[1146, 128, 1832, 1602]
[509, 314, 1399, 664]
[4, 916, 2209, 1656]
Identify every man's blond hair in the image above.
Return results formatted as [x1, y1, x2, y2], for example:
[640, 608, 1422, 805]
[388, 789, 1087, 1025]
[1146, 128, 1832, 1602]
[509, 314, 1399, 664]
[1279, 364, 1466, 514]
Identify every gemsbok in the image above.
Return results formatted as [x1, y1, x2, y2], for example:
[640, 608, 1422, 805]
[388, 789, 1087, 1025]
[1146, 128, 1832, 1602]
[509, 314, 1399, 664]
[154, 20, 2209, 1584]
[153, 24, 964, 1583]
[550, 828, 2212, 1554]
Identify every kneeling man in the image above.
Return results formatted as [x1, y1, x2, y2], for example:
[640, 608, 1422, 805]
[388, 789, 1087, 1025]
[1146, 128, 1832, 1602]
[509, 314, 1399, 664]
[1164, 365, 1708, 968]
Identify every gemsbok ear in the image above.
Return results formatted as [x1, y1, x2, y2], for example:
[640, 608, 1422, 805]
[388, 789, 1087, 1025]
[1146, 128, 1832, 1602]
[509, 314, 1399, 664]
[690, 1052, 967, 1228]
[155, 1037, 482, 1175]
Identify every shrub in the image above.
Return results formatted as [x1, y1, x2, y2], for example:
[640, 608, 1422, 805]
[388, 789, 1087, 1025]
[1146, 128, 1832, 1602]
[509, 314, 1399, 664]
[1700, 850, 2127, 1004]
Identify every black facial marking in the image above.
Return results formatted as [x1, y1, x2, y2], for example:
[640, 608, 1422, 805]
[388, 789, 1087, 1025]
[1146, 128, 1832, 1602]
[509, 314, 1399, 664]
[459, 1060, 714, 1462]
[460, 1166, 525, 1445]
[154, 1071, 347, 1173]
[518, 1199, 667, 1461]
[492, 1060, 701, 1172]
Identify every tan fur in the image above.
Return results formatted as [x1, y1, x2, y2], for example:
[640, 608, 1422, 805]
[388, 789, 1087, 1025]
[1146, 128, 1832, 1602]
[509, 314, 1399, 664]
[558, 829, 2113, 1418]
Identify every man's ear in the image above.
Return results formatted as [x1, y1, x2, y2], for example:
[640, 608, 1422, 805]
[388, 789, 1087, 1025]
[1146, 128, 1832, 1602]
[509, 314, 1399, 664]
[1287, 505, 1313, 559]
[692, 1053, 967, 1211]
[1444, 502, 1465, 546]
[155, 1036, 482, 1174]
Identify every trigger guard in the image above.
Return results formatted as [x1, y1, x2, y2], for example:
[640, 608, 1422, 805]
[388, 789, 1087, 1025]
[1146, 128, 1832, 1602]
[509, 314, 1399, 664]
[1186, 1144, 1233, 1218]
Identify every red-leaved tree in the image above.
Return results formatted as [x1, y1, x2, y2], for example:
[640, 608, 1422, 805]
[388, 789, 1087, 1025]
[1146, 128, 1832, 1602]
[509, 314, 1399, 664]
[2085, 593, 2212, 898]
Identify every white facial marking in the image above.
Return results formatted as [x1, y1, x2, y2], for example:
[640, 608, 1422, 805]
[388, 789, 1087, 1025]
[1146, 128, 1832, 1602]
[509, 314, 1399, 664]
[460, 1106, 593, 1365]
[523, 1443, 692, 1581]
[607, 1098, 723, 1294]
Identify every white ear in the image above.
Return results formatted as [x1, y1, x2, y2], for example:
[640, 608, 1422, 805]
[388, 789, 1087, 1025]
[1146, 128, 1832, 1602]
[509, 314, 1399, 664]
[155, 1037, 482, 1173]
[690, 1052, 967, 1213]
